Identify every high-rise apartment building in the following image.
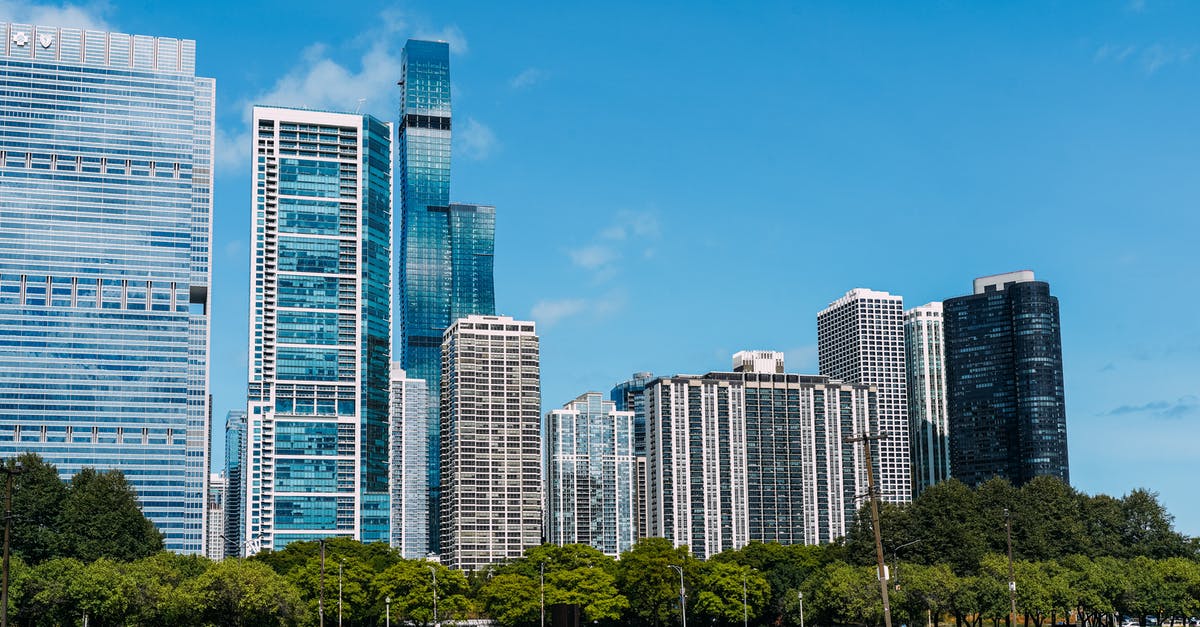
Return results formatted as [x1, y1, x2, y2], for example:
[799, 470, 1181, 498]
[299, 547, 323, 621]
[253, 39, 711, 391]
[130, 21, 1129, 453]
[944, 271, 1069, 487]
[440, 315, 540, 570]
[389, 363, 429, 558]
[732, 354, 878, 546]
[398, 39, 497, 552]
[206, 473, 226, 560]
[245, 106, 392, 551]
[546, 392, 636, 558]
[905, 303, 951, 497]
[817, 289, 912, 504]
[610, 371, 653, 538]
[224, 410, 247, 557]
[0, 23, 213, 553]
[644, 375, 749, 559]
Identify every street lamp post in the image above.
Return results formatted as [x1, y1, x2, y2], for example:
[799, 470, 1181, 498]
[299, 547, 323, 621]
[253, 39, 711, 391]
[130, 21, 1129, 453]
[892, 539, 923, 589]
[385, 596, 391, 627]
[338, 559, 344, 627]
[668, 564, 686, 627]
[428, 564, 438, 625]
[1005, 509, 1017, 627]
[1, 461, 25, 627]
[798, 590, 804, 627]
[540, 561, 546, 627]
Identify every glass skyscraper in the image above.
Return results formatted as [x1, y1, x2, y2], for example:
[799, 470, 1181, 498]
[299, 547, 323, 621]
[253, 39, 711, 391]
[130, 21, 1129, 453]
[389, 363, 429, 558]
[224, 410, 247, 556]
[944, 271, 1069, 487]
[546, 392, 636, 558]
[398, 39, 496, 553]
[610, 371, 652, 538]
[246, 106, 392, 551]
[904, 303, 951, 497]
[0, 23, 213, 554]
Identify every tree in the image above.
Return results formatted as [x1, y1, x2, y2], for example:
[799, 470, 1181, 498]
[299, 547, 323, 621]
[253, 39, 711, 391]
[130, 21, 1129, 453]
[478, 573, 540, 626]
[908, 479, 987, 574]
[546, 566, 629, 622]
[7, 453, 68, 564]
[1120, 491, 1189, 559]
[373, 559, 470, 626]
[57, 467, 162, 562]
[806, 562, 882, 627]
[614, 538, 695, 627]
[175, 558, 307, 627]
[11, 557, 85, 627]
[692, 561, 769, 626]
[715, 541, 827, 622]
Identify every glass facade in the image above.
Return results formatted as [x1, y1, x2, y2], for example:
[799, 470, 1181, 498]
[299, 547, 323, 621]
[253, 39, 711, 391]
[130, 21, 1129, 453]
[944, 276, 1068, 487]
[610, 372, 653, 539]
[0, 23, 212, 554]
[224, 410, 247, 557]
[904, 303, 951, 497]
[388, 364, 429, 558]
[398, 39, 496, 553]
[546, 392, 636, 558]
[247, 107, 392, 551]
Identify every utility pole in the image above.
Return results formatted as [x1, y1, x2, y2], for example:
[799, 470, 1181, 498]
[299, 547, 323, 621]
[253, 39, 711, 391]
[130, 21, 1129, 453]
[1, 461, 24, 627]
[1005, 509, 1017, 627]
[846, 432, 893, 627]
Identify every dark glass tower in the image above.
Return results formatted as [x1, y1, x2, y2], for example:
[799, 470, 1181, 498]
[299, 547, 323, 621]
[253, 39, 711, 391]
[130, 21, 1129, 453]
[398, 39, 496, 553]
[943, 271, 1069, 487]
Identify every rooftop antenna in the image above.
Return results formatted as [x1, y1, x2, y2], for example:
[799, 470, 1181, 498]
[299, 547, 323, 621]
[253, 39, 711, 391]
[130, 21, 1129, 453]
[355, 97, 366, 113]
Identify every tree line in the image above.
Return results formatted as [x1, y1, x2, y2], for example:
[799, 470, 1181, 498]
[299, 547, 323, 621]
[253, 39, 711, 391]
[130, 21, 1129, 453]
[3, 453, 1198, 627]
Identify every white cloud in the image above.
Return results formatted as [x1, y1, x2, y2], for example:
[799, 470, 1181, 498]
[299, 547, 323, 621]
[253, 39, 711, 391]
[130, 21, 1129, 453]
[569, 245, 617, 270]
[214, 127, 250, 177]
[455, 117, 497, 160]
[1142, 44, 1195, 74]
[1094, 43, 1137, 63]
[415, 24, 468, 55]
[531, 291, 628, 328]
[250, 39, 403, 120]
[531, 298, 587, 327]
[0, 0, 111, 30]
[509, 68, 546, 89]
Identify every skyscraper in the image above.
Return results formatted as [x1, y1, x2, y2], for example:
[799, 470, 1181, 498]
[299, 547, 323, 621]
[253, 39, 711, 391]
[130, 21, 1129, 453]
[389, 363, 429, 558]
[546, 392, 637, 558]
[610, 371, 653, 538]
[944, 271, 1069, 487]
[398, 39, 497, 552]
[732, 355, 878, 546]
[440, 315, 540, 570]
[905, 303, 951, 497]
[644, 375, 749, 559]
[224, 410, 247, 557]
[817, 288, 912, 504]
[206, 473, 226, 560]
[246, 106, 392, 551]
[0, 23, 213, 553]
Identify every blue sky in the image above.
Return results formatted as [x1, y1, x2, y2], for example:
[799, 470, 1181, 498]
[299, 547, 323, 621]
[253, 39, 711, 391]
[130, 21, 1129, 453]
[8, 1, 1199, 534]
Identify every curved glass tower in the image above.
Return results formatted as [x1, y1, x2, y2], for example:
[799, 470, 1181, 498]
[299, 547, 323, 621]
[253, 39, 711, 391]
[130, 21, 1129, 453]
[398, 39, 495, 553]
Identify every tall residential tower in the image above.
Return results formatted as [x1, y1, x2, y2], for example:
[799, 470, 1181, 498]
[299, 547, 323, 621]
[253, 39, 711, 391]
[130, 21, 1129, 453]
[0, 23, 213, 553]
[246, 106, 392, 550]
[440, 316, 540, 571]
[546, 392, 637, 558]
[904, 303, 951, 497]
[817, 289, 912, 504]
[943, 271, 1069, 487]
[398, 39, 496, 553]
